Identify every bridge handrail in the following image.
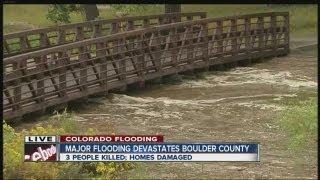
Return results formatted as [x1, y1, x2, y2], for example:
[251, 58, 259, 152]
[4, 11, 289, 64]
[3, 12, 206, 57]
[4, 12, 206, 37]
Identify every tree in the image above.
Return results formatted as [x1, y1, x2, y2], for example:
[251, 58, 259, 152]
[81, 5, 99, 21]
[46, 4, 99, 24]
[46, 4, 147, 24]
[46, 4, 159, 24]
[46, 5, 80, 24]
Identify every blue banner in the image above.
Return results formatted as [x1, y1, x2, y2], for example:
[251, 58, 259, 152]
[59, 143, 259, 153]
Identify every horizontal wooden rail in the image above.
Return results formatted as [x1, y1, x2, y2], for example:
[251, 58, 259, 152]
[3, 12, 289, 120]
[3, 12, 206, 58]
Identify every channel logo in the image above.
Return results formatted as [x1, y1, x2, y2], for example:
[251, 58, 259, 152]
[24, 136, 58, 162]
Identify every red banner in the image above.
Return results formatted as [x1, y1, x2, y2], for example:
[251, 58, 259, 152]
[60, 135, 164, 143]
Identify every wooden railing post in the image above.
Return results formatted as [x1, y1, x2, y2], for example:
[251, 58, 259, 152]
[13, 62, 21, 111]
[127, 20, 134, 30]
[284, 13, 290, 52]
[35, 55, 45, 103]
[216, 20, 223, 57]
[163, 15, 170, 24]
[244, 17, 251, 53]
[150, 32, 162, 73]
[176, 14, 182, 22]
[159, 17, 164, 25]
[126, 21, 134, 49]
[78, 46, 88, 94]
[111, 22, 124, 88]
[58, 51, 67, 98]
[96, 42, 108, 95]
[169, 28, 178, 69]
[201, 22, 209, 69]
[4, 40, 10, 54]
[118, 38, 127, 82]
[3, 85, 13, 113]
[92, 24, 102, 38]
[270, 13, 277, 50]
[143, 19, 150, 28]
[57, 29, 66, 45]
[19, 36, 29, 52]
[186, 25, 194, 65]
[76, 26, 84, 41]
[231, 18, 238, 55]
[200, 13, 207, 19]
[258, 16, 265, 51]
[40, 33, 50, 48]
[137, 34, 146, 86]
[111, 22, 120, 53]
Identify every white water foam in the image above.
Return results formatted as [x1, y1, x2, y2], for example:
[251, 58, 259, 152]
[235, 101, 284, 111]
[100, 93, 297, 117]
[108, 93, 296, 106]
[181, 67, 317, 89]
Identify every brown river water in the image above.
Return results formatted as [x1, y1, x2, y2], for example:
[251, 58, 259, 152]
[14, 41, 317, 179]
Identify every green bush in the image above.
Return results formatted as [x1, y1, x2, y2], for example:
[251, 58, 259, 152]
[277, 97, 317, 149]
[3, 111, 135, 179]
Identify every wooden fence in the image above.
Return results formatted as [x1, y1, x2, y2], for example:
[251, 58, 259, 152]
[3, 12, 289, 120]
[3, 12, 206, 57]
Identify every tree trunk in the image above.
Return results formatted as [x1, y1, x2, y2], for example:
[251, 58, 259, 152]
[81, 5, 99, 21]
[165, 4, 181, 13]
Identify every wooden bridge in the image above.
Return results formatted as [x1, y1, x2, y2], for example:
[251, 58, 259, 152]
[3, 12, 289, 120]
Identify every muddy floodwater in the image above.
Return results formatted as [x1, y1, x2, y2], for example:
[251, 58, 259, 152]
[16, 42, 317, 179]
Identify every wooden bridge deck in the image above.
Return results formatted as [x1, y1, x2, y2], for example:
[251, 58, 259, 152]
[3, 12, 289, 120]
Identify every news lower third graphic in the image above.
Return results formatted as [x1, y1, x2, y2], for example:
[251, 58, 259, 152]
[24, 135, 260, 162]
[24, 136, 58, 162]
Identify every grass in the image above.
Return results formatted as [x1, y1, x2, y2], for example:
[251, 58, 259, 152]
[3, 111, 135, 179]
[3, 4, 317, 38]
[277, 97, 317, 150]
[182, 4, 317, 38]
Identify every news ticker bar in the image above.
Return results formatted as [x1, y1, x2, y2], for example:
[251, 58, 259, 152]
[59, 153, 259, 162]
[24, 135, 260, 162]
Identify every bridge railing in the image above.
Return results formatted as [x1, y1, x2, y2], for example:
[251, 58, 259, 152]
[3, 12, 206, 57]
[3, 12, 289, 119]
